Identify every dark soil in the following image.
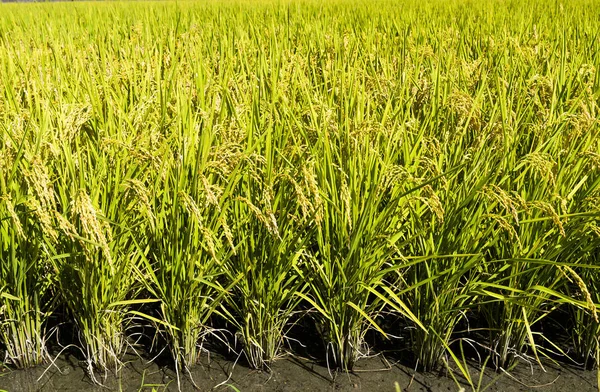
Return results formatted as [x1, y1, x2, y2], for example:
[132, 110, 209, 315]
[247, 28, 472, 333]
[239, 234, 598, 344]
[1, 352, 597, 392]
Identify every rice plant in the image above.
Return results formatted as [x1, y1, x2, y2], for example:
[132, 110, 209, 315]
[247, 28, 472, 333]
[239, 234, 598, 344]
[0, 158, 51, 369]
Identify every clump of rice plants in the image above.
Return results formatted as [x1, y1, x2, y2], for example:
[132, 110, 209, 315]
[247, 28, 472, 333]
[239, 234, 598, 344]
[298, 123, 423, 371]
[223, 141, 317, 369]
[0, 171, 50, 369]
[137, 107, 241, 374]
[45, 125, 151, 377]
[0, 115, 57, 369]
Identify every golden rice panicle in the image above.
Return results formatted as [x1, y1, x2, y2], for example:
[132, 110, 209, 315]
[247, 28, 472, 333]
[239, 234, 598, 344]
[282, 171, 312, 221]
[60, 104, 92, 142]
[484, 213, 522, 249]
[235, 196, 279, 238]
[560, 266, 598, 323]
[71, 190, 113, 266]
[54, 211, 78, 241]
[200, 227, 218, 259]
[420, 185, 445, 224]
[481, 185, 520, 224]
[519, 152, 557, 187]
[23, 157, 56, 212]
[219, 213, 235, 254]
[200, 175, 222, 209]
[2, 194, 25, 239]
[262, 185, 280, 239]
[178, 191, 204, 226]
[123, 179, 155, 227]
[25, 198, 57, 243]
[529, 201, 566, 237]
[301, 161, 324, 226]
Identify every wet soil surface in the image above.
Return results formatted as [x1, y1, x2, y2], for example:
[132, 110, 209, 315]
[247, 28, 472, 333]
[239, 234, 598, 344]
[1, 352, 597, 392]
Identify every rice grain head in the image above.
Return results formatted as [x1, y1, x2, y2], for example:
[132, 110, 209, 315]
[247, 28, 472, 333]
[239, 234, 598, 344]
[72, 190, 113, 267]
[2, 194, 25, 239]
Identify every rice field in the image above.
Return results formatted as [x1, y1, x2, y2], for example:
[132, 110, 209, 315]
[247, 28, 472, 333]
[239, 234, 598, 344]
[0, 0, 599, 388]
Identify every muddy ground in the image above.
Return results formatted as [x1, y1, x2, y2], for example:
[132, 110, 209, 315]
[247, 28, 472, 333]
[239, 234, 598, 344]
[1, 351, 597, 392]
